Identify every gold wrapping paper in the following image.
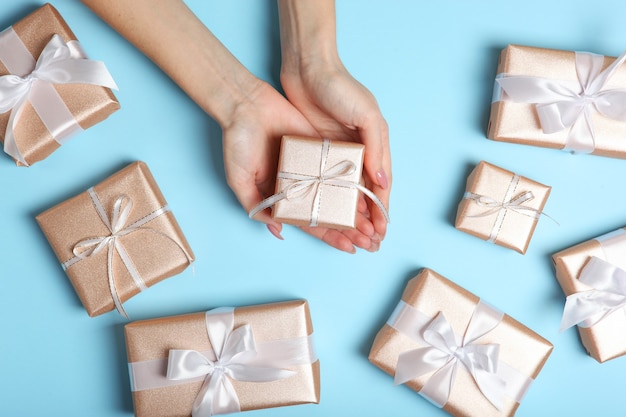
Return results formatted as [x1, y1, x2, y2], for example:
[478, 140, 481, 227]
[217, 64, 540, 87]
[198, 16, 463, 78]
[487, 44, 626, 158]
[455, 161, 551, 254]
[272, 136, 364, 229]
[0, 3, 119, 166]
[36, 161, 194, 317]
[125, 300, 321, 417]
[369, 269, 553, 417]
[552, 228, 626, 362]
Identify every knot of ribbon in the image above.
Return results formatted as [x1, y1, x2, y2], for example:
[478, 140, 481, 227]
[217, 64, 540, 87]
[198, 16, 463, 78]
[167, 309, 296, 416]
[394, 301, 506, 410]
[0, 30, 118, 165]
[249, 138, 390, 227]
[464, 174, 553, 243]
[496, 50, 626, 153]
[560, 256, 626, 331]
[62, 187, 188, 318]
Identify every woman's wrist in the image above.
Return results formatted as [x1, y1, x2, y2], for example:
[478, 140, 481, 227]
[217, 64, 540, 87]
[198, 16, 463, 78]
[277, 0, 341, 76]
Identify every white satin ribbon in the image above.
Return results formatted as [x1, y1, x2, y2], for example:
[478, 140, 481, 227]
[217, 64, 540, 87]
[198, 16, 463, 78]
[62, 187, 191, 318]
[389, 300, 533, 410]
[0, 28, 118, 165]
[138, 307, 316, 416]
[464, 174, 544, 243]
[496, 50, 626, 154]
[560, 256, 626, 331]
[249, 139, 390, 227]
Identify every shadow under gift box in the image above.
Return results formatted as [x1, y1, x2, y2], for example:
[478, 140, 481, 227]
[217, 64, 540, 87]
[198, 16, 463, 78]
[455, 161, 551, 254]
[0, 3, 119, 166]
[369, 269, 553, 417]
[553, 227, 626, 363]
[488, 44, 626, 158]
[125, 300, 320, 417]
[36, 161, 194, 317]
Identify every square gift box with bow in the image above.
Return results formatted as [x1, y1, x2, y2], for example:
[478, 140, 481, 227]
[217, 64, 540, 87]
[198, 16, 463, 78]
[249, 135, 389, 230]
[369, 269, 553, 417]
[0, 3, 119, 166]
[553, 227, 626, 363]
[488, 44, 626, 158]
[36, 161, 194, 317]
[125, 300, 320, 417]
[455, 161, 551, 254]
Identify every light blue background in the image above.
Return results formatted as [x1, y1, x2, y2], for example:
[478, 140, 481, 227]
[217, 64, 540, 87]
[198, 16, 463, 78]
[2, 1, 626, 416]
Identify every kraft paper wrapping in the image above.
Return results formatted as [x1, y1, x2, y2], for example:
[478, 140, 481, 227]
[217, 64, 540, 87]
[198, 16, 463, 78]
[36, 161, 194, 317]
[0, 3, 119, 166]
[125, 300, 321, 417]
[455, 161, 551, 254]
[272, 136, 364, 229]
[369, 269, 553, 417]
[552, 228, 626, 362]
[487, 44, 626, 158]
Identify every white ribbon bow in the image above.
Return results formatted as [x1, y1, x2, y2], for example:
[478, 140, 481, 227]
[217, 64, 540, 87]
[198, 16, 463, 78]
[0, 32, 118, 165]
[167, 309, 296, 416]
[249, 139, 390, 227]
[394, 303, 506, 410]
[496, 50, 626, 153]
[560, 256, 626, 331]
[62, 187, 182, 318]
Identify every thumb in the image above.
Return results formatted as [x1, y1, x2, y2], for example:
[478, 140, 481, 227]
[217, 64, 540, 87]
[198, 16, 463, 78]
[359, 119, 390, 191]
[231, 177, 284, 240]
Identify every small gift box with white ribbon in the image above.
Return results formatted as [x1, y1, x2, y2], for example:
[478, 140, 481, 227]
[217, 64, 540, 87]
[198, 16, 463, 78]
[125, 300, 320, 417]
[369, 269, 553, 417]
[553, 227, 626, 363]
[488, 44, 626, 158]
[0, 3, 119, 166]
[36, 161, 194, 317]
[249, 135, 389, 229]
[455, 161, 552, 254]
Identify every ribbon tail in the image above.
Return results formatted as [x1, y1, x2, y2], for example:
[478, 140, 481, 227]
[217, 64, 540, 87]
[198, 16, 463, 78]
[419, 361, 457, 408]
[560, 290, 620, 331]
[193, 372, 240, 417]
[472, 367, 506, 410]
[107, 242, 128, 319]
[563, 108, 595, 153]
[354, 183, 391, 224]
[248, 192, 287, 219]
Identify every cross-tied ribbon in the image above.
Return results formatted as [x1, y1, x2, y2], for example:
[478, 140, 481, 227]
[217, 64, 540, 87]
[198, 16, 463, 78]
[560, 256, 626, 331]
[166, 309, 296, 416]
[0, 29, 118, 165]
[496, 50, 626, 153]
[249, 139, 390, 227]
[464, 174, 546, 243]
[62, 187, 177, 318]
[394, 301, 506, 410]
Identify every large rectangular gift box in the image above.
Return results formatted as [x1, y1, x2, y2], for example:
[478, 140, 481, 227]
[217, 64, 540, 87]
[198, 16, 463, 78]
[553, 227, 626, 363]
[125, 300, 320, 417]
[36, 161, 194, 317]
[455, 161, 551, 254]
[0, 3, 119, 166]
[488, 44, 626, 158]
[369, 269, 553, 417]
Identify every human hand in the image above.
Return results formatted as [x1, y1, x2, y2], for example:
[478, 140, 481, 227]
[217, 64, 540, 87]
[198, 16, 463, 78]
[223, 79, 381, 253]
[280, 59, 392, 250]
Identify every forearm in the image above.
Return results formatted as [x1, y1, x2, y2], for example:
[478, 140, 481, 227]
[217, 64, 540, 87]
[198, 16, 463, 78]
[277, 0, 341, 72]
[81, 0, 260, 127]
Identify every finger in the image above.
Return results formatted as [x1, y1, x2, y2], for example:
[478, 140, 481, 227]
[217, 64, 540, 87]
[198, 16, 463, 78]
[360, 116, 391, 191]
[300, 226, 356, 254]
[228, 173, 284, 239]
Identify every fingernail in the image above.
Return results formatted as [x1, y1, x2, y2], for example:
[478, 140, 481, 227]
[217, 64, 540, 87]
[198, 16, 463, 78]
[371, 232, 382, 243]
[266, 224, 284, 240]
[368, 240, 380, 252]
[376, 170, 388, 189]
